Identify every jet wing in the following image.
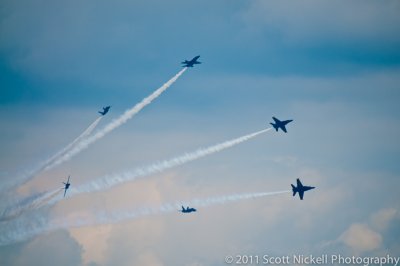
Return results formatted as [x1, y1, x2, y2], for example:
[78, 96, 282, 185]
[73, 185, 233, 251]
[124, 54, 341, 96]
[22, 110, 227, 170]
[296, 179, 303, 187]
[281, 126, 287, 133]
[299, 190, 304, 200]
[272, 117, 280, 123]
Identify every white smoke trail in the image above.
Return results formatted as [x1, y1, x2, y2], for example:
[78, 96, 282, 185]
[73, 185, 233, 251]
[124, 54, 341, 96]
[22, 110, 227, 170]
[45, 127, 272, 206]
[0, 190, 289, 246]
[43, 116, 103, 171]
[0, 68, 185, 201]
[0, 190, 61, 222]
[0, 192, 46, 222]
[1, 127, 272, 218]
[97, 190, 290, 224]
[0, 116, 103, 192]
[49, 68, 187, 169]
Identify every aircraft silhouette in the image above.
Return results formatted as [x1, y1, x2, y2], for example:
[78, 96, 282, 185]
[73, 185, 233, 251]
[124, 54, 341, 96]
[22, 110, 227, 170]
[99, 106, 111, 116]
[63, 175, 71, 197]
[291, 178, 315, 200]
[270, 117, 293, 133]
[181, 56, 201, 67]
[180, 206, 197, 213]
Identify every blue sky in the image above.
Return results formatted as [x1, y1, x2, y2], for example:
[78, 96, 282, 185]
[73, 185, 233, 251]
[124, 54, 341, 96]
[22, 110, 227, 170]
[1, 1, 400, 265]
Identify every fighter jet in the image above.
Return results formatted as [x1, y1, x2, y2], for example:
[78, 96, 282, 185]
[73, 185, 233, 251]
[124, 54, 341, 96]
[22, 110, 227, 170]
[62, 175, 71, 197]
[181, 55, 201, 67]
[99, 106, 111, 116]
[291, 178, 315, 200]
[180, 206, 197, 213]
[270, 117, 293, 133]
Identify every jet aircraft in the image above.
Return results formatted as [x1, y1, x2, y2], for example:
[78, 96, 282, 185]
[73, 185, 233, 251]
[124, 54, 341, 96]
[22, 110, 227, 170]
[63, 175, 71, 197]
[181, 55, 201, 67]
[99, 106, 111, 116]
[270, 117, 293, 133]
[181, 206, 197, 213]
[291, 178, 315, 200]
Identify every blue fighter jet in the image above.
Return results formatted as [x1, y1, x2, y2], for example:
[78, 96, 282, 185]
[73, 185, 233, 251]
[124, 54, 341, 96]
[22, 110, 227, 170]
[99, 106, 111, 116]
[63, 175, 71, 197]
[181, 56, 201, 67]
[270, 117, 293, 133]
[180, 206, 197, 213]
[291, 178, 315, 200]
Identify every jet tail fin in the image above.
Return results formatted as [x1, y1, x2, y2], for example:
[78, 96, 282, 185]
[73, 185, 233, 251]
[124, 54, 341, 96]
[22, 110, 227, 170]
[291, 184, 297, 196]
[270, 123, 278, 131]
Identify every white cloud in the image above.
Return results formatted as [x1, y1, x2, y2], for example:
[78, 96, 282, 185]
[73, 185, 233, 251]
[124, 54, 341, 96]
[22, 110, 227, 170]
[70, 225, 112, 265]
[370, 208, 398, 232]
[318, 206, 400, 256]
[15, 230, 83, 266]
[339, 223, 382, 255]
[0, 0, 400, 265]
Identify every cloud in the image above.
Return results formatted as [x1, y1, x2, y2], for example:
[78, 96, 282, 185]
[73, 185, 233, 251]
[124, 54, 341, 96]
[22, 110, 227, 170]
[370, 208, 398, 232]
[69, 225, 112, 265]
[1, 1, 399, 262]
[66, 177, 167, 265]
[325, 208, 399, 256]
[339, 223, 382, 255]
[103, 218, 165, 266]
[14, 230, 83, 266]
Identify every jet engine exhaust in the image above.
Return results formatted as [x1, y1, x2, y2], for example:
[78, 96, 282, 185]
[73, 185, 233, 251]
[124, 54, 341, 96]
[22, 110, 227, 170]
[0, 116, 103, 193]
[44, 127, 272, 207]
[48, 68, 187, 170]
[0, 190, 289, 246]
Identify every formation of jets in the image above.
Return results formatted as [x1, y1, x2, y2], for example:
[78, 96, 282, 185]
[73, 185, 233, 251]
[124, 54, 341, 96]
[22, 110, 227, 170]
[58, 56, 315, 214]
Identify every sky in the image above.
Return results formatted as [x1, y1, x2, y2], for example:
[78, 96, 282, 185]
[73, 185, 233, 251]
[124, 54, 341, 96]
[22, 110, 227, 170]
[1, 0, 400, 265]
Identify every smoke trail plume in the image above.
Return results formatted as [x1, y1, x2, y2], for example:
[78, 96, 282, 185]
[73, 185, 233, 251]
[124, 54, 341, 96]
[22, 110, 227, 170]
[43, 116, 103, 171]
[1, 127, 271, 217]
[0, 116, 103, 192]
[45, 127, 272, 206]
[0, 190, 289, 246]
[98, 190, 290, 224]
[49, 68, 187, 169]
[0, 190, 61, 222]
